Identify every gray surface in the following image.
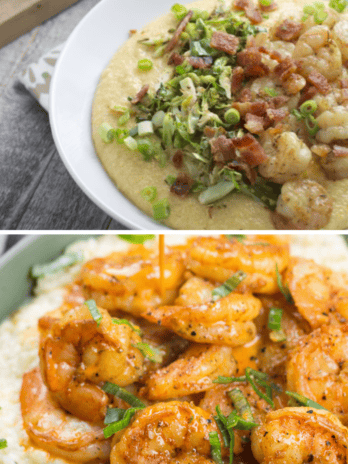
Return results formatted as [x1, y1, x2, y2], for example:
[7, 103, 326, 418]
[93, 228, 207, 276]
[0, 0, 128, 231]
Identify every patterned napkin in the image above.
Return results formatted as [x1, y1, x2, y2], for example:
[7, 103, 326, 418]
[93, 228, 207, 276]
[18, 44, 65, 111]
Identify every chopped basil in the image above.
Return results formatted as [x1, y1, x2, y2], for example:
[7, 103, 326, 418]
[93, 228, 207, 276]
[85, 299, 102, 326]
[118, 234, 155, 244]
[31, 251, 84, 278]
[275, 264, 294, 304]
[112, 318, 142, 336]
[133, 342, 163, 363]
[212, 271, 247, 301]
[102, 382, 146, 408]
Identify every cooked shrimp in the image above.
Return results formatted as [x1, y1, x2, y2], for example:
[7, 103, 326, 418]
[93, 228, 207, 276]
[142, 344, 237, 400]
[200, 382, 273, 455]
[187, 236, 290, 294]
[333, 20, 348, 62]
[316, 106, 348, 144]
[259, 131, 312, 184]
[110, 401, 224, 464]
[287, 324, 348, 424]
[145, 292, 261, 346]
[319, 149, 348, 180]
[174, 276, 215, 306]
[251, 407, 348, 464]
[78, 246, 185, 315]
[39, 304, 144, 422]
[20, 368, 111, 463]
[293, 25, 342, 81]
[275, 179, 333, 230]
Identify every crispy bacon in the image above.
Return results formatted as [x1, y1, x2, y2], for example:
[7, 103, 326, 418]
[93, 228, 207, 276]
[172, 150, 184, 169]
[244, 113, 265, 133]
[170, 173, 194, 198]
[274, 57, 297, 81]
[333, 146, 348, 158]
[188, 56, 214, 69]
[168, 52, 185, 66]
[269, 95, 290, 108]
[231, 67, 244, 94]
[307, 70, 331, 95]
[275, 20, 303, 41]
[237, 47, 262, 67]
[266, 107, 289, 123]
[238, 88, 253, 102]
[210, 31, 240, 55]
[227, 160, 257, 184]
[234, 0, 262, 24]
[259, 0, 278, 11]
[203, 126, 217, 138]
[210, 135, 236, 163]
[298, 84, 317, 106]
[232, 101, 268, 117]
[131, 84, 149, 104]
[231, 133, 268, 167]
[244, 62, 270, 77]
[165, 10, 193, 53]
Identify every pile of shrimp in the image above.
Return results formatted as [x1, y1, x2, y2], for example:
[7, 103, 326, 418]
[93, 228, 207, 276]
[19, 235, 348, 463]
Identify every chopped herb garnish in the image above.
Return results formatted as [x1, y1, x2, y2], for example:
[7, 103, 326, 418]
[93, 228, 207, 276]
[98, 122, 116, 143]
[300, 100, 317, 116]
[0, 439, 7, 450]
[305, 115, 319, 137]
[31, 251, 84, 278]
[269, 328, 287, 342]
[118, 234, 155, 244]
[275, 264, 293, 304]
[245, 368, 274, 407]
[102, 382, 146, 408]
[264, 87, 278, 97]
[268, 307, 283, 331]
[209, 431, 224, 464]
[224, 108, 240, 125]
[226, 234, 246, 243]
[152, 198, 171, 221]
[103, 407, 143, 438]
[215, 406, 235, 464]
[141, 186, 157, 202]
[285, 391, 328, 410]
[133, 342, 163, 363]
[112, 318, 142, 335]
[228, 388, 255, 424]
[138, 58, 153, 71]
[104, 407, 127, 424]
[85, 299, 102, 326]
[212, 271, 247, 301]
[329, 0, 346, 12]
[171, 3, 189, 20]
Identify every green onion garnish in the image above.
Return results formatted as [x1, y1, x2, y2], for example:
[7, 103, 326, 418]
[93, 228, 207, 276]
[275, 264, 293, 304]
[199, 181, 236, 205]
[0, 439, 7, 450]
[300, 100, 317, 116]
[123, 136, 138, 150]
[31, 251, 84, 278]
[171, 3, 189, 20]
[268, 307, 283, 331]
[228, 388, 255, 424]
[98, 122, 116, 143]
[118, 109, 131, 126]
[314, 9, 328, 22]
[213, 375, 245, 384]
[133, 342, 163, 363]
[209, 431, 224, 464]
[141, 186, 157, 202]
[269, 329, 287, 342]
[103, 407, 142, 438]
[138, 121, 154, 136]
[264, 87, 278, 97]
[285, 391, 328, 410]
[305, 115, 319, 137]
[226, 410, 259, 431]
[118, 234, 155, 244]
[259, 0, 273, 5]
[112, 318, 142, 335]
[152, 198, 171, 221]
[212, 271, 247, 301]
[245, 367, 274, 408]
[292, 109, 304, 121]
[138, 59, 153, 71]
[215, 406, 235, 464]
[224, 108, 240, 125]
[85, 299, 102, 326]
[137, 138, 154, 161]
[152, 111, 166, 127]
[104, 407, 127, 424]
[329, 0, 346, 12]
[165, 175, 177, 186]
[102, 382, 146, 408]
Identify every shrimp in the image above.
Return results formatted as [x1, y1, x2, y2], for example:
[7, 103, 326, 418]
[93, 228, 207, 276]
[187, 236, 290, 295]
[174, 276, 215, 306]
[259, 131, 312, 184]
[251, 407, 348, 464]
[287, 324, 348, 424]
[142, 344, 237, 400]
[333, 20, 348, 62]
[39, 304, 144, 422]
[200, 382, 274, 455]
[293, 25, 342, 81]
[78, 246, 185, 315]
[145, 292, 262, 346]
[316, 106, 348, 144]
[274, 179, 333, 230]
[110, 401, 224, 464]
[20, 368, 111, 463]
[318, 148, 348, 180]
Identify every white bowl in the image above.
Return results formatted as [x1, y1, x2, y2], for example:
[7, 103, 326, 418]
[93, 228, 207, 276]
[50, 0, 193, 230]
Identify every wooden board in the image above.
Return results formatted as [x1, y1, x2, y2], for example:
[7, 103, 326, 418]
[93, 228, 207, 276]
[0, 0, 80, 49]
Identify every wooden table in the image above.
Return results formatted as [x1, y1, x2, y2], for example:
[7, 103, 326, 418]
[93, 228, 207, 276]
[0, 0, 128, 230]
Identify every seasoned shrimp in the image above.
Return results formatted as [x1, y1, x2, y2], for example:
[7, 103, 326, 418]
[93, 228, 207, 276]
[259, 131, 312, 184]
[287, 324, 348, 423]
[142, 344, 237, 400]
[78, 246, 185, 315]
[318, 148, 348, 180]
[174, 276, 215, 306]
[145, 292, 262, 346]
[293, 25, 342, 81]
[251, 407, 348, 464]
[275, 180, 333, 230]
[187, 236, 290, 295]
[20, 368, 111, 463]
[316, 106, 348, 144]
[110, 401, 224, 464]
[39, 304, 144, 422]
[333, 20, 348, 62]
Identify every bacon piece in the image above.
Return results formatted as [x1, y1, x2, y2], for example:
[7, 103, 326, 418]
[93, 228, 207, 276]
[244, 62, 270, 77]
[274, 57, 297, 81]
[237, 47, 262, 67]
[234, 0, 262, 24]
[258, 46, 282, 63]
[298, 84, 317, 106]
[307, 70, 331, 95]
[231, 133, 268, 167]
[188, 56, 214, 69]
[244, 113, 265, 134]
[210, 31, 240, 55]
[172, 150, 184, 169]
[333, 146, 348, 158]
[227, 160, 257, 184]
[275, 20, 303, 41]
[131, 84, 149, 104]
[165, 10, 193, 53]
[266, 107, 289, 123]
[170, 173, 194, 198]
[232, 101, 268, 117]
[231, 67, 244, 94]
[269, 95, 290, 108]
[203, 126, 217, 138]
[168, 52, 185, 66]
[210, 135, 236, 163]
[259, 1, 278, 11]
[238, 88, 253, 102]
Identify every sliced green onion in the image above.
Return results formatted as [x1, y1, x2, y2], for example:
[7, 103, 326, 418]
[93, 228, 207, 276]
[133, 342, 163, 363]
[152, 198, 171, 221]
[103, 407, 142, 438]
[138, 59, 153, 71]
[85, 299, 102, 326]
[138, 121, 154, 136]
[141, 186, 157, 202]
[226, 234, 246, 243]
[292, 109, 305, 121]
[98, 122, 116, 143]
[228, 388, 255, 423]
[329, 0, 346, 12]
[268, 307, 283, 331]
[300, 100, 317, 116]
[104, 407, 127, 424]
[314, 9, 328, 22]
[226, 410, 258, 431]
[118, 109, 131, 126]
[129, 126, 138, 137]
[124, 136, 138, 150]
[191, 8, 210, 20]
[259, 0, 273, 5]
[305, 115, 319, 137]
[118, 234, 155, 244]
[209, 431, 223, 464]
[112, 318, 142, 335]
[269, 328, 287, 342]
[245, 367, 274, 408]
[0, 439, 7, 450]
[264, 87, 278, 97]
[213, 375, 246, 384]
[199, 181, 236, 205]
[137, 138, 154, 161]
[303, 4, 315, 14]
[165, 175, 177, 186]
[112, 105, 128, 114]
[102, 382, 146, 408]
[31, 251, 83, 277]
[285, 391, 328, 410]
[276, 264, 294, 304]
[171, 3, 188, 20]
[215, 406, 235, 464]
[152, 111, 166, 127]
[115, 128, 129, 144]
[212, 271, 247, 301]
[162, 113, 175, 147]
[224, 109, 240, 125]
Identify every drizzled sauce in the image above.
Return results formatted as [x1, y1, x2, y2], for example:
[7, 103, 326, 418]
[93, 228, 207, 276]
[159, 235, 165, 297]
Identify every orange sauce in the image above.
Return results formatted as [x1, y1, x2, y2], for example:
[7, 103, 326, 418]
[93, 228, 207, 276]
[159, 235, 165, 297]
